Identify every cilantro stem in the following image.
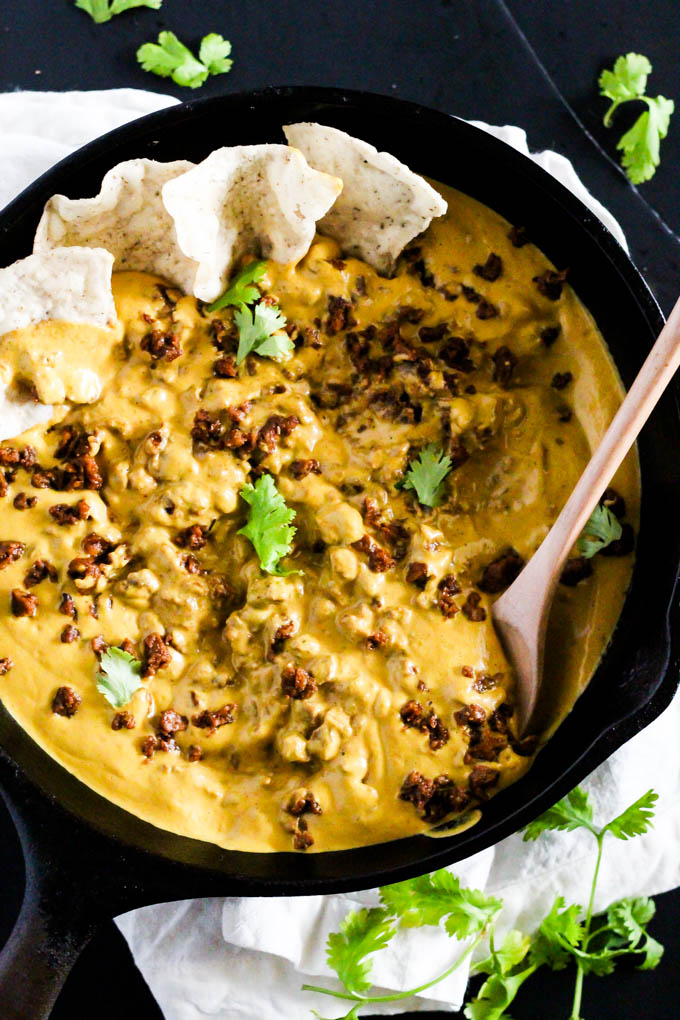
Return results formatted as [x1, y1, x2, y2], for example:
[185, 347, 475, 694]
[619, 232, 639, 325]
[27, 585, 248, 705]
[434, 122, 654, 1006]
[571, 831, 605, 1020]
[303, 930, 484, 1009]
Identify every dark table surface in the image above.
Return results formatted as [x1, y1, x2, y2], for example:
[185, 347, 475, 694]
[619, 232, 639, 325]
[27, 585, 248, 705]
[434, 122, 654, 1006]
[1, 2, 679, 1018]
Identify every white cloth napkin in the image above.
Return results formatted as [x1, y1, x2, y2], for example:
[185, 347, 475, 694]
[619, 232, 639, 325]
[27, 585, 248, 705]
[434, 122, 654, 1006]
[2, 88, 679, 1019]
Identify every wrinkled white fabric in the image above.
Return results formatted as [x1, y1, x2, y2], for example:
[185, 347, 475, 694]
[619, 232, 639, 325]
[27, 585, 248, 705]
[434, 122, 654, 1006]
[1, 88, 677, 1020]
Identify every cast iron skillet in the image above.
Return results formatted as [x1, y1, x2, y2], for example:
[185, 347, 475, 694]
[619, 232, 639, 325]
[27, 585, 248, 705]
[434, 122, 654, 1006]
[0, 87, 679, 1019]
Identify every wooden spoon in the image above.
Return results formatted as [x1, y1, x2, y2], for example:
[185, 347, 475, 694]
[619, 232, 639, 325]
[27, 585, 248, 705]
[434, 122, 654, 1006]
[492, 295, 680, 735]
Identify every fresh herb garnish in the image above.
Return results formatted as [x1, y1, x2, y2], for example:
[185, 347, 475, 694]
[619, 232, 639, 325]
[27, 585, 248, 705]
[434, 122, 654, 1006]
[95, 646, 143, 708]
[235, 302, 293, 365]
[304, 786, 662, 1020]
[206, 261, 268, 313]
[238, 475, 297, 575]
[401, 444, 453, 507]
[577, 504, 622, 559]
[137, 30, 232, 89]
[75, 0, 161, 23]
[599, 53, 674, 184]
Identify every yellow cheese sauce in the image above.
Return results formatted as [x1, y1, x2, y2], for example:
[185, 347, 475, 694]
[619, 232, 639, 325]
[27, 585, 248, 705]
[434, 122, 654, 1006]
[0, 183, 638, 852]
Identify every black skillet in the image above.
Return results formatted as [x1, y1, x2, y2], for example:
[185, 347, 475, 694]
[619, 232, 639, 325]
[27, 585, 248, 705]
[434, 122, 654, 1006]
[0, 87, 679, 1019]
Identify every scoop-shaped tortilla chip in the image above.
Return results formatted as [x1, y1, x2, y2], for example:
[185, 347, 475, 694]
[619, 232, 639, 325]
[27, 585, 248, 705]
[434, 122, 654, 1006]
[0, 246, 115, 336]
[162, 144, 342, 302]
[283, 123, 447, 275]
[34, 159, 198, 295]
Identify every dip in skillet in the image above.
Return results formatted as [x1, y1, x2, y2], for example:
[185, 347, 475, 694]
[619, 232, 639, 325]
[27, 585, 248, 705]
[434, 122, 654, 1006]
[0, 132, 637, 852]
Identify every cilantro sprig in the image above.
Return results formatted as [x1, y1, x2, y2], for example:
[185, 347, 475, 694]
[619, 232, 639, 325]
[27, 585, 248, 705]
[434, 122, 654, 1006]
[235, 302, 293, 365]
[238, 475, 297, 575]
[75, 0, 161, 22]
[599, 53, 674, 184]
[304, 786, 662, 1020]
[206, 261, 268, 313]
[401, 444, 453, 508]
[137, 30, 232, 89]
[95, 646, 143, 708]
[577, 504, 622, 559]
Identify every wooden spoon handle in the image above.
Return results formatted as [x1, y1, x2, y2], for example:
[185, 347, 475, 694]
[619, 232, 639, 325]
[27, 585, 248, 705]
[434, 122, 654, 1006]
[528, 292, 680, 600]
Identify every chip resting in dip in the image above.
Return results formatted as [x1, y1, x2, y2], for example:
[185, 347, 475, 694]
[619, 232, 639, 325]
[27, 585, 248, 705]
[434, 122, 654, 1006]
[0, 125, 638, 852]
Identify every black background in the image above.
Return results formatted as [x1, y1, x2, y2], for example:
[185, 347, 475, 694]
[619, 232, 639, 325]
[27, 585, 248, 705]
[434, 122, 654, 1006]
[1, 1, 679, 1017]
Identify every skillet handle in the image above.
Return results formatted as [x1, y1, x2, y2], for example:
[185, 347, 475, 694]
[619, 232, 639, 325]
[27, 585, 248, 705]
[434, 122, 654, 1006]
[0, 856, 98, 1019]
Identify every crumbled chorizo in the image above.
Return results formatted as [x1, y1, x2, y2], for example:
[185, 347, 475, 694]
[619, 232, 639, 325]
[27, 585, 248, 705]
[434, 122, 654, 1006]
[0, 541, 25, 570]
[0, 657, 13, 675]
[258, 415, 300, 454]
[352, 534, 395, 573]
[52, 686, 81, 717]
[281, 664, 317, 700]
[49, 500, 90, 526]
[533, 268, 568, 301]
[540, 324, 561, 347]
[366, 630, 389, 651]
[174, 524, 208, 550]
[551, 371, 573, 390]
[67, 557, 101, 584]
[286, 790, 322, 816]
[464, 726, 508, 763]
[81, 533, 115, 561]
[399, 770, 469, 822]
[140, 329, 182, 362]
[213, 355, 238, 378]
[290, 458, 321, 479]
[24, 559, 58, 588]
[439, 336, 475, 373]
[91, 635, 108, 657]
[142, 633, 172, 678]
[10, 588, 38, 617]
[293, 829, 314, 850]
[492, 346, 518, 387]
[461, 591, 487, 622]
[60, 624, 80, 643]
[112, 711, 136, 730]
[325, 296, 356, 335]
[599, 523, 635, 557]
[187, 744, 203, 761]
[13, 492, 37, 510]
[191, 410, 224, 447]
[59, 592, 78, 619]
[469, 764, 499, 800]
[454, 703, 487, 727]
[508, 225, 529, 247]
[438, 574, 461, 618]
[191, 704, 237, 734]
[271, 620, 296, 655]
[560, 556, 593, 586]
[478, 550, 524, 593]
[399, 700, 449, 749]
[473, 252, 503, 281]
[406, 561, 429, 589]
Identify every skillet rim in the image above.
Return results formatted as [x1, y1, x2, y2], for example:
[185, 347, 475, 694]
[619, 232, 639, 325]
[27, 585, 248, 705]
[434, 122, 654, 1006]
[0, 85, 678, 896]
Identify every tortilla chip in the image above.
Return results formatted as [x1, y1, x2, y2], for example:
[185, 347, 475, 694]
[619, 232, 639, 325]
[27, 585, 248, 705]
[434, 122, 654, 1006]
[162, 145, 342, 302]
[283, 123, 447, 274]
[0, 246, 115, 336]
[34, 159, 198, 295]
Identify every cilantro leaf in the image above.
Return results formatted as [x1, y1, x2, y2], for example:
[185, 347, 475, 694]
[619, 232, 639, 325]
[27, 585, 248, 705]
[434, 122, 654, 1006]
[380, 870, 501, 939]
[522, 786, 595, 841]
[137, 31, 233, 89]
[238, 475, 297, 575]
[577, 504, 622, 559]
[466, 930, 534, 1020]
[75, 0, 161, 22]
[530, 897, 584, 971]
[401, 444, 453, 508]
[198, 33, 233, 75]
[235, 302, 293, 365]
[95, 646, 143, 708]
[206, 261, 268, 313]
[617, 96, 674, 185]
[326, 907, 396, 995]
[599, 53, 674, 183]
[599, 53, 651, 111]
[602, 789, 657, 840]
